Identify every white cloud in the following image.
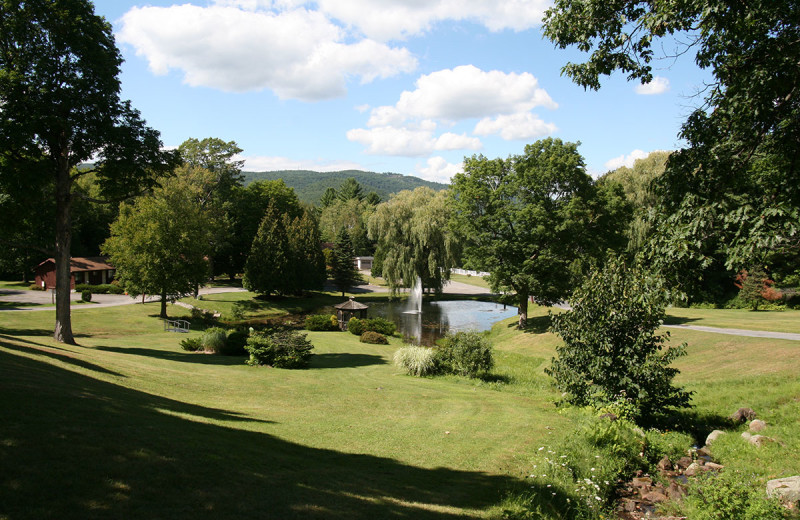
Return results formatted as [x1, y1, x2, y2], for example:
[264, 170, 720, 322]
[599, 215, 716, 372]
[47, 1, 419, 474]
[346, 126, 481, 156]
[314, 0, 549, 41]
[473, 112, 557, 140]
[604, 149, 650, 170]
[117, 4, 417, 101]
[241, 154, 364, 172]
[635, 76, 670, 95]
[416, 157, 463, 184]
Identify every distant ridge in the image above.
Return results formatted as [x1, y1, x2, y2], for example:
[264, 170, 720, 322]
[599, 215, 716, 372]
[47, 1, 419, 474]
[242, 169, 447, 205]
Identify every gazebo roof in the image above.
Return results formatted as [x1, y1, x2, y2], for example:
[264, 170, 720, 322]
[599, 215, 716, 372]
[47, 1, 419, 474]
[334, 297, 368, 310]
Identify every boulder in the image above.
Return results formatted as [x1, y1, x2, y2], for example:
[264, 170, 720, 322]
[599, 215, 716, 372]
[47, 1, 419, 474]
[749, 419, 767, 432]
[706, 429, 726, 445]
[766, 476, 800, 505]
[675, 456, 693, 470]
[748, 434, 774, 447]
[730, 407, 757, 422]
[741, 431, 752, 440]
[705, 462, 724, 471]
[641, 491, 668, 503]
[657, 456, 673, 472]
[632, 476, 652, 489]
[684, 462, 703, 477]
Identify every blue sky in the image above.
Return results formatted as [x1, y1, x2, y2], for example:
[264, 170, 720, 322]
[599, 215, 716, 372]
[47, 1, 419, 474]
[93, 0, 711, 183]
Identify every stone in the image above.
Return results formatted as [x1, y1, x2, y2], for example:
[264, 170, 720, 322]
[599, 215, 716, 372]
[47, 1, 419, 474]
[704, 462, 724, 471]
[706, 429, 726, 445]
[641, 491, 668, 503]
[748, 435, 775, 447]
[620, 498, 639, 512]
[657, 456, 673, 472]
[684, 462, 703, 477]
[749, 419, 767, 432]
[675, 456, 693, 469]
[766, 476, 800, 505]
[667, 481, 687, 499]
[632, 477, 652, 489]
[741, 431, 752, 440]
[600, 412, 618, 421]
[730, 407, 757, 422]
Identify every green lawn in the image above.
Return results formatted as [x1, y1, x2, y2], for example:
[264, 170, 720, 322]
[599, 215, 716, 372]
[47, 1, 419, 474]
[2, 294, 799, 519]
[450, 273, 491, 290]
[666, 306, 800, 333]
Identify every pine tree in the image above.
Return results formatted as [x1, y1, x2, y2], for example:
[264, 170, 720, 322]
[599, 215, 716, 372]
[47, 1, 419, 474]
[331, 228, 362, 297]
[244, 202, 291, 296]
[286, 209, 326, 294]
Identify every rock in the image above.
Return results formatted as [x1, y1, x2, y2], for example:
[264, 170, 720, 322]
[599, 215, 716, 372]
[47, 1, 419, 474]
[600, 412, 618, 421]
[706, 429, 726, 445]
[657, 456, 673, 472]
[632, 476, 652, 489]
[620, 498, 638, 512]
[667, 481, 687, 499]
[749, 419, 767, 432]
[684, 462, 703, 477]
[704, 462, 724, 471]
[766, 476, 800, 505]
[748, 434, 775, 447]
[641, 491, 668, 503]
[675, 456, 693, 469]
[697, 446, 712, 458]
[741, 431, 752, 440]
[730, 407, 757, 422]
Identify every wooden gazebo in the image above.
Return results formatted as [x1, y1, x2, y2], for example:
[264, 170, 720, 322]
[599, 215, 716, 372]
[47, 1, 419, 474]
[334, 297, 368, 330]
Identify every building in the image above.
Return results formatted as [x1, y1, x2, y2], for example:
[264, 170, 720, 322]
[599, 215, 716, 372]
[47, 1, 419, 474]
[34, 257, 116, 290]
[354, 256, 373, 271]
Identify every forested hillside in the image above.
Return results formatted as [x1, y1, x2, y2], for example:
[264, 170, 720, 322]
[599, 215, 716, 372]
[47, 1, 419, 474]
[242, 169, 447, 204]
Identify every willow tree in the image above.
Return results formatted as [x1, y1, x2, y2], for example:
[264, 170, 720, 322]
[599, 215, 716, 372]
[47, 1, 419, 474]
[368, 187, 458, 296]
[0, 0, 176, 343]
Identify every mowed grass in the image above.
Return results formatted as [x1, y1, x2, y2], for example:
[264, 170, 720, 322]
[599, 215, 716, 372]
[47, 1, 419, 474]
[0, 300, 566, 519]
[666, 306, 800, 333]
[450, 274, 491, 290]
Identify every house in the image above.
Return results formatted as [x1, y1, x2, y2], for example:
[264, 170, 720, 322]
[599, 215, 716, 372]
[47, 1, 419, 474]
[354, 256, 373, 271]
[34, 257, 116, 290]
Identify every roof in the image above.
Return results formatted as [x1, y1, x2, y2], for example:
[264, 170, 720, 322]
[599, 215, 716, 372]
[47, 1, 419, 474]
[334, 297, 369, 310]
[37, 257, 115, 272]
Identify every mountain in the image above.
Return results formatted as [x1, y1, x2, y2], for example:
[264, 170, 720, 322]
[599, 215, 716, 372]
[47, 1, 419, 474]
[242, 169, 447, 205]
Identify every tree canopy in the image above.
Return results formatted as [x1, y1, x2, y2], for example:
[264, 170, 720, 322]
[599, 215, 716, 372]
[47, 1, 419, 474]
[450, 138, 630, 327]
[0, 0, 176, 342]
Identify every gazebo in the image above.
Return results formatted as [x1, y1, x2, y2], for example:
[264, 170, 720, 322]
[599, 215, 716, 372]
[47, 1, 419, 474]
[334, 297, 369, 331]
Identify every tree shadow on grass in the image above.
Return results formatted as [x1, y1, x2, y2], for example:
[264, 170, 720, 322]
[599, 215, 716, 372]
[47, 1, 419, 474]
[311, 353, 388, 369]
[0, 338, 125, 377]
[0, 348, 517, 520]
[653, 409, 733, 446]
[662, 316, 702, 325]
[93, 345, 248, 366]
[506, 315, 552, 334]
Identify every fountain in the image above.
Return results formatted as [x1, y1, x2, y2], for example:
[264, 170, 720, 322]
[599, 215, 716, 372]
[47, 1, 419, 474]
[404, 276, 423, 314]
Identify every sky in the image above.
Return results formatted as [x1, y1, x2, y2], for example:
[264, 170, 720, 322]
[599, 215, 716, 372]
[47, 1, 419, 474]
[92, 0, 712, 184]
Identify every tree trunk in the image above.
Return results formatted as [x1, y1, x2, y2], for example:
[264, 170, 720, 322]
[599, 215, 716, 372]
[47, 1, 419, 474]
[53, 158, 75, 344]
[517, 291, 529, 329]
[160, 288, 167, 318]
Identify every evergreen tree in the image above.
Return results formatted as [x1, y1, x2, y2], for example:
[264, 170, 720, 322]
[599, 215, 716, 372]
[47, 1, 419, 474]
[337, 178, 365, 202]
[244, 202, 291, 296]
[330, 228, 362, 297]
[286, 209, 326, 294]
[320, 187, 338, 208]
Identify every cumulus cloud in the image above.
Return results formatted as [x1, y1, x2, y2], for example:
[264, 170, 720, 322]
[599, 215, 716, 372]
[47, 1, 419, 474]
[348, 65, 557, 156]
[314, 0, 549, 41]
[117, 4, 417, 100]
[604, 149, 650, 170]
[416, 156, 464, 184]
[241, 154, 364, 172]
[635, 76, 670, 95]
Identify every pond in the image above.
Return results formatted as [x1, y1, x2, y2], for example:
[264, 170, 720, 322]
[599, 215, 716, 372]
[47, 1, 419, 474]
[368, 300, 518, 345]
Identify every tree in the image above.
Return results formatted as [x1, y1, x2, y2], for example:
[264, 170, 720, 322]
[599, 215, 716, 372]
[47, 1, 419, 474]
[450, 139, 630, 328]
[543, 0, 800, 275]
[545, 257, 692, 424]
[243, 201, 291, 296]
[320, 187, 338, 208]
[178, 137, 244, 194]
[368, 187, 458, 296]
[285, 209, 327, 293]
[337, 177, 365, 202]
[319, 197, 375, 255]
[0, 0, 176, 343]
[102, 177, 213, 319]
[330, 228, 362, 297]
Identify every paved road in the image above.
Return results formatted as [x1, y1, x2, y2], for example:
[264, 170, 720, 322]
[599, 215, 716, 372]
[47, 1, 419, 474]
[664, 323, 800, 341]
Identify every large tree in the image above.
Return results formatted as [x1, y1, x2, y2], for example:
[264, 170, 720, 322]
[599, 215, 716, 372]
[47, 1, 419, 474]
[0, 0, 176, 343]
[450, 139, 629, 328]
[368, 187, 458, 296]
[102, 176, 213, 319]
[543, 0, 800, 274]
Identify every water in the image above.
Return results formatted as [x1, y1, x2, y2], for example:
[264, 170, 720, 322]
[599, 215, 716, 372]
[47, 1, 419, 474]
[370, 299, 517, 345]
[404, 276, 422, 314]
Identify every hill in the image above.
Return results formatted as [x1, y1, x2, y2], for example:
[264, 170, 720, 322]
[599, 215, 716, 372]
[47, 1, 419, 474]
[242, 169, 447, 205]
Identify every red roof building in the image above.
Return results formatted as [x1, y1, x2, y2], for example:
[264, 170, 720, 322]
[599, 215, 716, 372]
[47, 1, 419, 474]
[34, 257, 116, 290]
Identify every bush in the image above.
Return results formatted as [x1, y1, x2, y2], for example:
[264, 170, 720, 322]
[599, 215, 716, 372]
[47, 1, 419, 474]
[546, 257, 692, 424]
[74, 283, 125, 294]
[29, 283, 44, 291]
[348, 317, 366, 335]
[393, 346, 438, 376]
[435, 330, 494, 378]
[365, 317, 396, 336]
[180, 337, 203, 351]
[222, 330, 248, 356]
[360, 331, 388, 344]
[201, 327, 228, 354]
[245, 330, 314, 368]
[684, 471, 787, 520]
[305, 314, 338, 331]
[81, 290, 92, 302]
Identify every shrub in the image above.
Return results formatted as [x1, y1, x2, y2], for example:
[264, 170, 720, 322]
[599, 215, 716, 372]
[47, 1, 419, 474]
[684, 471, 787, 520]
[546, 257, 692, 424]
[360, 331, 388, 344]
[180, 337, 203, 352]
[74, 283, 125, 294]
[245, 330, 314, 368]
[365, 317, 396, 336]
[81, 290, 92, 302]
[435, 330, 494, 378]
[348, 317, 366, 335]
[222, 330, 248, 356]
[201, 327, 228, 354]
[393, 346, 438, 376]
[305, 314, 338, 331]
[29, 283, 45, 291]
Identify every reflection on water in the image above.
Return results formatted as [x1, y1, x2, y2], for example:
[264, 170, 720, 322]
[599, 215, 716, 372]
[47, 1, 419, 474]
[370, 300, 517, 346]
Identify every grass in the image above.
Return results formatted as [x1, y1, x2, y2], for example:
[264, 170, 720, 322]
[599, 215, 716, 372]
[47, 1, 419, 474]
[665, 306, 800, 333]
[2, 291, 799, 519]
[450, 274, 491, 290]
